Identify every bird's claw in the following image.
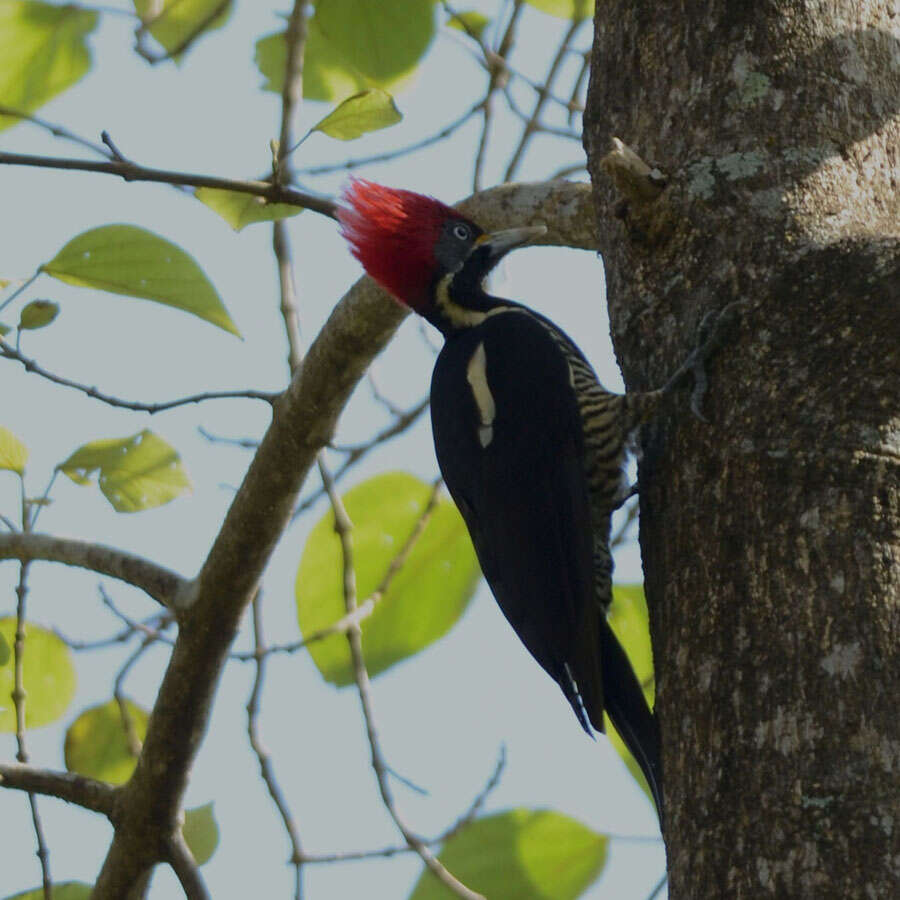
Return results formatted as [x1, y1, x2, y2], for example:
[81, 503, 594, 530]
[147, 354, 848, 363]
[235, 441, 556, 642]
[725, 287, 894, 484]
[685, 300, 746, 421]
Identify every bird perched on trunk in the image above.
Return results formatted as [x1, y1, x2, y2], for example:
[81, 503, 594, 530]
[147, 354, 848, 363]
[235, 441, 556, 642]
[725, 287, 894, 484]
[338, 180, 736, 823]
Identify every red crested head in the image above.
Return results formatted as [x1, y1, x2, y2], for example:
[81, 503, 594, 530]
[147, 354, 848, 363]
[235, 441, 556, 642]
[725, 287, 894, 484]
[338, 179, 462, 311]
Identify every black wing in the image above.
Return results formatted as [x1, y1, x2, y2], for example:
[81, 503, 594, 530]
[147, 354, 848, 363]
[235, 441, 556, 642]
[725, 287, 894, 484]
[430, 312, 604, 732]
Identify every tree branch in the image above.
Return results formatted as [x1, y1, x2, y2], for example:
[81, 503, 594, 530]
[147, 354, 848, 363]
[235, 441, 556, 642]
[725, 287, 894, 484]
[246, 594, 304, 897]
[0, 151, 337, 220]
[0, 533, 187, 609]
[0, 335, 278, 412]
[163, 832, 211, 900]
[87, 180, 596, 897]
[0, 764, 117, 816]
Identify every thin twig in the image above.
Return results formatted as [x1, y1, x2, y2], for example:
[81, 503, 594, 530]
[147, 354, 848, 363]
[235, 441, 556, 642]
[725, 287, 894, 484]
[0, 532, 187, 608]
[235, 479, 440, 662]
[12, 479, 52, 900]
[197, 427, 260, 450]
[164, 832, 211, 900]
[568, 50, 591, 127]
[100, 587, 176, 643]
[293, 398, 429, 518]
[53, 611, 170, 652]
[471, 0, 524, 190]
[318, 461, 483, 900]
[504, 16, 585, 181]
[0, 335, 278, 412]
[646, 872, 668, 900]
[299, 745, 506, 865]
[255, 7, 312, 895]
[0, 151, 337, 219]
[0, 105, 112, 156]
[246, 593, 304, 898]
[111, 634, 155, 759]
[611, 498, 639, 550]
[0, 764, 117, 815]
[26, 470, 57, 532]
[0, 271, 40, 315]
[330, 397, 429, 455]
[293, 103, 483, 176]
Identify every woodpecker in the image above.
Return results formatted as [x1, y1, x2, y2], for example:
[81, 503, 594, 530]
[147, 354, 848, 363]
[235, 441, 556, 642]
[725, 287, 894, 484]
[338, 180, 732, 822]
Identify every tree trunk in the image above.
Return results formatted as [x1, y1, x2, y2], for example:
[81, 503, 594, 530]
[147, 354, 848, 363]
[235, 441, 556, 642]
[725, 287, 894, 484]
[583, 3, 899, 897]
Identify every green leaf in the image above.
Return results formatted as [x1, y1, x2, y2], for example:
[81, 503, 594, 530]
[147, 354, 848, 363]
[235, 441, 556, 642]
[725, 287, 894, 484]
[408, 809, 608, 900]
[64, 698, 148, 785]
[312, 89, 401, 141]
[608, 583, 654, 698]
[182, 802, 220, 865]
[0, 426, 28, 475]
[605, 583, 656, 805]
[446, 10, 490, 40]
[256, 21, 367, 103]
[524, 0, 593, 18]
[42, 225, 240, 337]
[194, 188, 303, 231]
[0, 618, 76, 732]
[256, 0, 435, 103]
[0, 323, 10, 336]
[133, 0, 232, 57]
[58, 429, 192, 513]
[18, 299, 59, 331]
[0, 631, 10, 666]
[5, 883, 93, 900]
[0, 1, 98, 133]
[296, 472, 480, 686]
[315, 0, 436, 83]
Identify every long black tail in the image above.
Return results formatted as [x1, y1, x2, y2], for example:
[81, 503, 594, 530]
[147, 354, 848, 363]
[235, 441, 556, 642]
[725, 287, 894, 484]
[598, 618, 664, 824]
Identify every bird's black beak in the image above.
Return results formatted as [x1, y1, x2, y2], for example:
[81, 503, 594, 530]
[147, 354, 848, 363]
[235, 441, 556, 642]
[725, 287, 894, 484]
[473, 225, 547, 270]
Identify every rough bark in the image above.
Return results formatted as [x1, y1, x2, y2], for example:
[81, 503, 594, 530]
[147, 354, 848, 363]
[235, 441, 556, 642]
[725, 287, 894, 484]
[583, 2, 899, 897]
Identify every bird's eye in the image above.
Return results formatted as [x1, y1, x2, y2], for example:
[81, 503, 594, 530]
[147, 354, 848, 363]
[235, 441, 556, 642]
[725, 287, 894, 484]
[452, 223, 471, 241]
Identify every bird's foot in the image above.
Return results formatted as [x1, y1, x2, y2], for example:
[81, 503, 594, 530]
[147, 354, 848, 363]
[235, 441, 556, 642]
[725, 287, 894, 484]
[663, 300, 745, 421]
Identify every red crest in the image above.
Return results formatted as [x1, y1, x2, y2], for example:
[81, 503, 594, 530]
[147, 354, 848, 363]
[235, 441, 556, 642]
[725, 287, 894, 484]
[338, 179, 457, 311]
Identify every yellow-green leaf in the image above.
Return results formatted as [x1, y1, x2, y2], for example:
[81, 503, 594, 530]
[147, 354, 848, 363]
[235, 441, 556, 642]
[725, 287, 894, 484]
[312, 89, 401, 141]
[64, 698, 148, 785]
[256, 21, 368, 103]
[194, 188, 303, 231]
[256, 0, 435, 103]
[315, 0, 436, 84]
[18, 299, 59, 330]
[0, 323, 10, 336]
[182, 802, 219, 865]
[5, 883, 93, 900]
[133, 0, 232, 57]
[296, 472, 480, 686]
[605, 583, 656, 805]
[447, 11, 490, 40]
[409, 809, 608, 900]
[0, 619, 76, 732]
[0, 631, 10, 666]
[0, 1, 98, 132]
[58, 429, 192, 513]
[0, 426, 28, 475]
[42, 225, 240, 337]
[524, 0, 593, 18]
